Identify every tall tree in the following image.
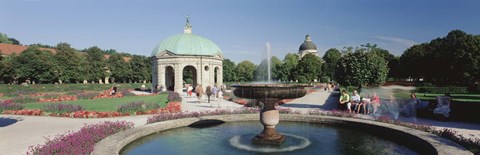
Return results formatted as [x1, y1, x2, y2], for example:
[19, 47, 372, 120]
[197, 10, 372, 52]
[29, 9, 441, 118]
[335, 50, 388, 87]
[107, 53, 131, 83]
[53, 43, 85, 83]
[399, 30, 480, 85]
[321, 48, 341, 80]
[235, 60, 256, 82]
[270, 56, 283, 81]
[278, 53, 299, 82]
[129, 55, 149, 83]
[0, 54, 17, 83]
[0, 33, 13, 44]
[297, 53, 322, 82]
[85, 46, 107, 82]
[222, 59, 237, 82]
[15, 47, 56, 83]
[254, 59, 269, 81]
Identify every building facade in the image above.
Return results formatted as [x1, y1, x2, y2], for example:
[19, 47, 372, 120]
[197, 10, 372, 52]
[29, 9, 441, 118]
[298, 34, 318, 58]
[151, 17, 223, 93]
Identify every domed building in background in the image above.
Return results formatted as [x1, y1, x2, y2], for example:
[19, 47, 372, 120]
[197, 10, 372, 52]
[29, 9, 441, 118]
[151, 16, 223, 93]
[298, 34, 318, 58]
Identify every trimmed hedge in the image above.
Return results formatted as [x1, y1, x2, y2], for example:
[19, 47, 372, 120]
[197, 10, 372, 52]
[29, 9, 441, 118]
[416, 87, 468, 94]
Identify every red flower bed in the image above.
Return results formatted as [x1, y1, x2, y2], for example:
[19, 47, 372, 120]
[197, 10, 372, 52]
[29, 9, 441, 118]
[2, 102, 181, 118]
[29, 93, 46, 97]
[37, 95, 78, 102]
[234, 99, 248, 105]
[3, 109, 43, 116]
[93, 90, 124, 99]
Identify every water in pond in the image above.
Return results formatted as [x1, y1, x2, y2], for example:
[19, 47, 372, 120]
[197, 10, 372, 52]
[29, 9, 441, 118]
[121, 121, 419, 155]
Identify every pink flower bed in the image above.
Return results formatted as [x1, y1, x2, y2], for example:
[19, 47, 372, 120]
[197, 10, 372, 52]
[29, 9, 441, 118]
[26, 121, 134, 155]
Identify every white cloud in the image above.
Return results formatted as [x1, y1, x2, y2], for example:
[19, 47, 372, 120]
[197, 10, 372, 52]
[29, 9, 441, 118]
[373, 36, 417, 47]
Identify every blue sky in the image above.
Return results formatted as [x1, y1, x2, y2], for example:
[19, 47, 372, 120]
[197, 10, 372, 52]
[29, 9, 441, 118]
[1, 0, 479, 64]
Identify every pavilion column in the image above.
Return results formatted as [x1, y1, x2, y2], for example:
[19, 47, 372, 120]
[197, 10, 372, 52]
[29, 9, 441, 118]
[151, 59, 158, 90]
[158, 64, 166, 91]
[174, 64, 183, 94]
[209, 65, 215, 87]
[217, 66, 223, 87]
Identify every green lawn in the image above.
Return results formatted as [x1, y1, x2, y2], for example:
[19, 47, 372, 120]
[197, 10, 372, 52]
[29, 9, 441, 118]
[24, 94, 168, 112]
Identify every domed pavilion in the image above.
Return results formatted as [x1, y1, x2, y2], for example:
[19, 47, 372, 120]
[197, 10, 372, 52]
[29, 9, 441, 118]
[298, 34, 318, 58]
[151, 17, 223, 93]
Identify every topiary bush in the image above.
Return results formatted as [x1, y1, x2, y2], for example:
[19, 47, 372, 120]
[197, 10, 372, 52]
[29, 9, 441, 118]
[298, 76, 308, 83]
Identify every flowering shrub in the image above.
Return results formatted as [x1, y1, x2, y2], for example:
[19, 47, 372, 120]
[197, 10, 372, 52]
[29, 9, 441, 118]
[27, 121, 134, 155]
[117, 101, 160, 114]
[167, 91, 182, 102]
[277, 107, 301, 114]
[11, 96, 38, 104]
[0, 100, 24, 113]
[75, 92, 100, 100]
[308, 109, 357, 118]
[434, 129, 480, 154]
[42, 103, 84, 114]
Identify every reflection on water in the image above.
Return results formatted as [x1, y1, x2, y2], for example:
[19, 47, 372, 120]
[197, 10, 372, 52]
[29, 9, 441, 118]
[121, 121, 419, 155]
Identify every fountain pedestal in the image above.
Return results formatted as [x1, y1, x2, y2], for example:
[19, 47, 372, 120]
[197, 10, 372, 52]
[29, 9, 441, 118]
[231, 84, 308, 146]
[252, 98, 285, 145]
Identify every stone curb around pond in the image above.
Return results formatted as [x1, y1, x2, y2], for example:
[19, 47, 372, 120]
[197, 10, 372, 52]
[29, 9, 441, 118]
[92, 114, 472, 155]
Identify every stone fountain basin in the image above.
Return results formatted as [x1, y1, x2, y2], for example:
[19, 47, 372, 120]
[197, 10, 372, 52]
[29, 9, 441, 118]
[92, 114, 472, 155]
[231, 84, 309, 99]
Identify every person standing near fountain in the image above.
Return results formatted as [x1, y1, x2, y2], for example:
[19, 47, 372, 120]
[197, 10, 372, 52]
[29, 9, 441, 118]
[187, 84, 193, 98]
[206, 85, 212, 103]
[195, 85, 204, 103]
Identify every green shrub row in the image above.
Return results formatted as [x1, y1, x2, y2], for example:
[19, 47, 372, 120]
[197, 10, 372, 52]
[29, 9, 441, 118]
[416, 87, 468, 94]
[0, 83, 152, 95]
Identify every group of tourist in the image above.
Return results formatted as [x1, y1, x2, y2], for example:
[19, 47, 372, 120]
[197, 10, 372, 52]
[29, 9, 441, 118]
[186, 84, 224, 103]
[338, 88, 431, 118]
[338, 90, 381, 114]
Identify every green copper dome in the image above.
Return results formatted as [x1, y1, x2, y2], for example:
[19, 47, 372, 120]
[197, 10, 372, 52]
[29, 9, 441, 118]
[299, 34, 317, 51]
[152, 33, 222, 57]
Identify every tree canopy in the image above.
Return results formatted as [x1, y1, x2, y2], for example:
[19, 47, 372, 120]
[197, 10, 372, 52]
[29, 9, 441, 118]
[400, 30, 480, 85]
[235, 60, 256, 82]
[335, 47, 389, 87]
[296, 53, 322, 82]
[222, 59, 237, 82]
[321, 48, 341, 80]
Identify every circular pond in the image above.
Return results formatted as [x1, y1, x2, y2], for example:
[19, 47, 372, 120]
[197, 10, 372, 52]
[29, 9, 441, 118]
[121, 121, 420, 155]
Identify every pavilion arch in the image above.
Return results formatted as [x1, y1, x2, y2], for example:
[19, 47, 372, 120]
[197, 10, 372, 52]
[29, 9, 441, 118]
[183, 65, 198, 88]
[165, 66, 175, 91]
[214, 66, 221, 87]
